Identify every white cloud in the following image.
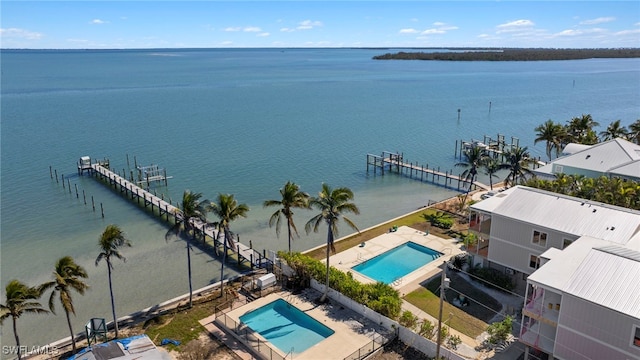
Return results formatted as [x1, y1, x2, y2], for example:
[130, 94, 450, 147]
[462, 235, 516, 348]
[399, 28, 419, 34]
[496, 19, 535, 34]
[221, 41, 233, 46]
[257, 32, 270, 37]
[553, 28, 607, 37]
[244, 26, 261, 32]
[297, 20, 323, 30]
[422, 29, 445, 35]
[580, 17, 615, 25]
[419, 23, 458, 36]
[410, 18, 419, 22]
[615, 29, 640, 36]
[280, 27, 295, 32]
[91, 19, 108, 25]
[224, 27, 241, 32]
[0, 28, 43, 39]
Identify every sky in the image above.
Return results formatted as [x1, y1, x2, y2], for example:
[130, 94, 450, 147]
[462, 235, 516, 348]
[1, 1, 639, 49]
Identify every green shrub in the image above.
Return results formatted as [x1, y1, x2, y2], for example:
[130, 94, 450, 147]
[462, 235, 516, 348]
[418, 319, 435, 339]
[398, 310, 419, 330]
[279, 252, 402, 319]
[468, 265, 514, 291]
[487, 316, 513, 344]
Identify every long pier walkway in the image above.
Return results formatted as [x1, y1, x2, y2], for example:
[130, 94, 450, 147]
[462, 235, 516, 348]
[366, 151, 491, 192]
[88, 161, 271, 271]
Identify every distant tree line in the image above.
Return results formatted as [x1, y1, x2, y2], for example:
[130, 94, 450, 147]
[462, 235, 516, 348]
[373, 48, 640, 61]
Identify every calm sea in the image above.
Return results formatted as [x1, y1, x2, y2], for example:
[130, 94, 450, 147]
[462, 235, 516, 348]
[1, 48, 638, 348]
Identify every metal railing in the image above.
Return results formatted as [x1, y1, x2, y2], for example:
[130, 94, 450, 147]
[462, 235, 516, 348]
[215, 311, 291, 360]
[343, 328, 398, 360]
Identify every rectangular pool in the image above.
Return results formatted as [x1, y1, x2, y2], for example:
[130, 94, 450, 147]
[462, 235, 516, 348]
[352, 241, 442, 284]
[239, 298, 334, 355]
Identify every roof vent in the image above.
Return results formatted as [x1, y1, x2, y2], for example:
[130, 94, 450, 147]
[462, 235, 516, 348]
[592, 209, 597, 213]
[611, 226, 615, 231]
[586, 154, 591, 159]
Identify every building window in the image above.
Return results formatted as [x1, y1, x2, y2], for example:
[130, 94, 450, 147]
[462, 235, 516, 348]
[562, 239, 573, 249]
[529, 255, 541, 269]
[633, 326, 640, 347]
[532, 230, 547, 247]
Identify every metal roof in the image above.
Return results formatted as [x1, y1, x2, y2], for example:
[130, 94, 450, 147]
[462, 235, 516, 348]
[470, 186, 640, 244]
[533, 138, 640, 180]
[564, 247, 640, 318]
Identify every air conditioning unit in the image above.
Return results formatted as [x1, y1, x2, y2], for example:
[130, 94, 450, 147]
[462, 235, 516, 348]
[505, 268, 515, 275]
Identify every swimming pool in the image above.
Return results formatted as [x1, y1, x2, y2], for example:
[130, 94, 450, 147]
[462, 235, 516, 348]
[239, 298, 334, 355]
[352, 241, 442, 284]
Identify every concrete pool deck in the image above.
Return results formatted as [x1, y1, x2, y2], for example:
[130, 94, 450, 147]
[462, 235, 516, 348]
[215, 289, 394, 359]
[330, 225, 465, 295]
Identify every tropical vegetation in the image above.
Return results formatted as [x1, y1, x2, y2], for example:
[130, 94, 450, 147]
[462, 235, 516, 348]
[0, 280, 49, 360]
[264, 181, 310, 253]
[455, 146, 489, 199]
[422, 211, 454, 230]
[95, 224, 131, 339]
[40, 256, 89, 354]
[534, 119, 565, 161]
[305, 184, 360, 302]
[524, 174, 640, 210]
[207, 193, 250, 296]
[166, 190, 208, 308]
[279, 252, 402, 318]
[499, 146, 534, 187]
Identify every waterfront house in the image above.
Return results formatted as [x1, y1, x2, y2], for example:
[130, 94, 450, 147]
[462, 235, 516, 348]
[468, 185, 640, 359]
[532, 137, 640, 181]
[521, 235, 640, 360]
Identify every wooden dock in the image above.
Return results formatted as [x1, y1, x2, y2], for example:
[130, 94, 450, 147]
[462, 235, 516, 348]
[366, 151, 490, 192]
[88, 161, 271, 271]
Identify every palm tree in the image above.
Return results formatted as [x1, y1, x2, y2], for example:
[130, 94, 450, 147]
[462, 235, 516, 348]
[499, 146, 534, 187]
[455, 146, 488, 199]
[565, 114, 600, 144]
[1, 280, 49, 360]
[534, 119, 566, 161]
[599, 119, 628, 141]
[39, 256, 89, 354]
[207, 193, 249, 297]
[305, 184, 360, 303]
[95, 224, 131, 339]
[628, 119, 640, 144]
[264, 181, 310, 253]
[166, 190, 207, 308]
[482, 158, 501, 190]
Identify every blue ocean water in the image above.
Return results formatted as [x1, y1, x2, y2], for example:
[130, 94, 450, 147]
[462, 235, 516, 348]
[1, 48, 639, 348]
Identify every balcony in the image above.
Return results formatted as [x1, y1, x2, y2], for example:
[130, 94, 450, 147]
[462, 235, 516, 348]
[468, 212, 491, 257]
[520, 316, 556, 355]
[523, 287, 561, 325]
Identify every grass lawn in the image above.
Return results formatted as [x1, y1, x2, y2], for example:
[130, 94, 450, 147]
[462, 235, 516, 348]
[404, 271, 502, 339]
[305, 205, 471, 260]
[139, 302, 212, 349]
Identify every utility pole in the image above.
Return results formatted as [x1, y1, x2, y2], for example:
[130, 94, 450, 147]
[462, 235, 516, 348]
[436, 260, 448, 359]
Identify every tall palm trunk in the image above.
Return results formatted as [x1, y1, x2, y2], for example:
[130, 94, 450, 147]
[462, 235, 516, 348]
[220, 227, 229, 297]
[13, 317, 22, 360]
[320, 227, 334, 303]
[186, 239, 193, 308]
[107, 261, 119, 338]
[65, 308, 77, 353]
[287, 221, 293, 254]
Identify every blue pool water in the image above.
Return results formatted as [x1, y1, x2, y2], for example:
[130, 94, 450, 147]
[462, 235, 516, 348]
[239, 299, 334, 355]
[352, 242, 442, 284]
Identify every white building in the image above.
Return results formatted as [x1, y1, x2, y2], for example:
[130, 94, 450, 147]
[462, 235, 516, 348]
[533, 137, 640, 181]
[468, 186, 640, 359]
[522, 236, 640, 360]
